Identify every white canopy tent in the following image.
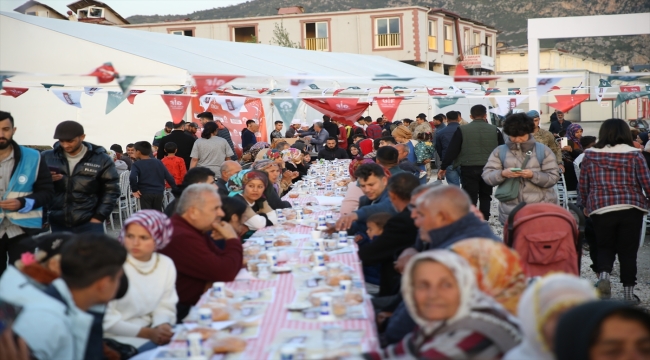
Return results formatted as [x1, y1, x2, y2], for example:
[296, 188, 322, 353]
[0, 11, 485, 147]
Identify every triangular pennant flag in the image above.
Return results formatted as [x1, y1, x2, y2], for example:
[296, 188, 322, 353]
[599, 79, 612, 88]
[211, 96, 247, 117]
[267, 89, 282, 95]
[257, 88, 269, 94]
[164, 88, 184, 95]
[88, 63, 117, 84]
[346, 87, 360, 90]
[427, 88, 445, 96]
[199, 95, 214, 111]
[393, 86, 408, 90]
[271, 98, 302, 127]
[42, 83, 64, 90]
[615, 91, 650, 108]
[492, 96, 529, 116]
[321, 88, 331, 96]
[549, 86, 561, 92]
[548, 94, 590, 112]
[161, 95, 191, 124]
[620, 85, 642, 93]
[127, 90, 146, 105]
[1, 87, 29, 98]
[106, 91, 126, 114]
[570, 82, 583, 95]
[375, 97, 403, 121]
[378, 85, 392, 93]
[288, 78, 314, 99]
[231, 85, 243, 91]
[507, 88, 521, 95]
[453, 64, 499, 83]
[536, 77, 563, 95]
[117, 76, 135, 95]
[84, 87, 102, 96]
[193, 75, 242, 97]
[52, 90, 82, 108]
[333, 88, 345, 96]
[596, 87, 609, 105]
[485, 88, 501, 95]
[436, 97, 461, 108]
[308, 84, 319, 90]
[0, 76, 13, 91]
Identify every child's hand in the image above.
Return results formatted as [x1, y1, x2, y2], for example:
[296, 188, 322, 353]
[132, 191, 142, 199]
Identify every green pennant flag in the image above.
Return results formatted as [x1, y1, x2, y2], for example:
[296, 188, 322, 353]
[163, 88, 184, 95]
[436, 97, 460, 108]
[480, 85, 487, 92]
[271, 98, 301, 127]
[346, 86, 360, 90]
[614, 91, 650, 108]
[267, 89, 282, 95]
[42, 83, 64, 90]
[393, 86, 408, 90]
[598, 79, 612, 88]
[117, 76, 136, 95]
[0, 76, 13, 91]
[308, 84, 319, 90]
[646, 85, 650, 92]
[231, 86, 243, 90]
[507, 88, 520, 95]
[105, 91, 126, 114]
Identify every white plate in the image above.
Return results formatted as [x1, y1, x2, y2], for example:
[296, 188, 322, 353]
[285, 301, 312, 311]
[272, 266, 292, 273]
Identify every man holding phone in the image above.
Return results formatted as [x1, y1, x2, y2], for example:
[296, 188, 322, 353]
[0, 111, 54, 275]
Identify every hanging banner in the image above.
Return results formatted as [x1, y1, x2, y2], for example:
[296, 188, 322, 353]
[161, 95, 192, 124]
[126, 90, 146, 104]
[193, 75, 242, 97]
[84, 87, 102, 96]
[620, 85, 642, 93]
[1, 87, 29, 98]
[302, 98, 370, 126]
[211, 96, 247, 117]
[105, 91, 126, 114]
[548, 94, 590, 113]
[435, 97, 461, 108]
[52, 90, 83, 108]
[536, 77, 563, 95]
[288, 78, 314, 99]
[87, 63, 117, 84]
[453, 64, 499, 83]
[491, 95, 529, 116]
[376, 97, 403, 120]
[615, 91, 650, 108]
[271, 98, 301, 127]
[325, 98, 359, 113]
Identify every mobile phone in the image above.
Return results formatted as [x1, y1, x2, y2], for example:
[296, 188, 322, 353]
[48, 166, 62, 174]
[510, 168, 522, 172]
[560, 137, 568, 148]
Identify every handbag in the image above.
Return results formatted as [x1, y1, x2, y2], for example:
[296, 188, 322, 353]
[494, 147, 532, 203]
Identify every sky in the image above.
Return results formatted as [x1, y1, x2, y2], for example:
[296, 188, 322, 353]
[0, 0, 249, 17]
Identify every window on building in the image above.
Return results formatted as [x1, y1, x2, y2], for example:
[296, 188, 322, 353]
[376, 17, 400, 47]
[78, 7, 103, 19]
[464, 29, 470, 50]
[471, 32, 481, 54]
[305, 22, 328, 51]
[428, 20, 437, 50]
[485, 35, 493, 56]
[444, 24, 453, 53]
[171, 30, 193, 36]
[233, 26, 256, 43]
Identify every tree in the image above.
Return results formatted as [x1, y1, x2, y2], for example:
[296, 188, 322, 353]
[270, 22, 302, 49]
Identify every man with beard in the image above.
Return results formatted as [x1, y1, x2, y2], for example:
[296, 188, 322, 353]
[43, 121, 120, 234]
[0, 111, 54, 275]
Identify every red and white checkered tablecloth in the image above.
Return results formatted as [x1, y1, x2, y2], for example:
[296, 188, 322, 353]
[196, 192, 379, 359]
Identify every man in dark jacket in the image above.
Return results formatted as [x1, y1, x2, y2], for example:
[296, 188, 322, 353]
[241, 120, 258, 151]
[548, 110, 572, 137]
[157, 120, 196, 169]
[0, 111, 54, 275]
[322, 115, 339, 138]
[185, 122, 198, 139]
[43, 121, 120, 234]
[434, 111, 461, 186]
[317, 138, 348, 160]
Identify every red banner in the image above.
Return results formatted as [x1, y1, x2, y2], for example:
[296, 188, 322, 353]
[191, 96, 267, 157]
[325, 98, 359, 112]
[547, 94, 590, 113]
[127, 90, 145, 104]
[303, 98, 370, 126]
[161, 95, 192, 124]
[1, 87, 29, 98]
[193, 75, 242, 97]
[88, 63, 117, 84]
[620, 85, 642, 93]
[375, 97, 403, 121]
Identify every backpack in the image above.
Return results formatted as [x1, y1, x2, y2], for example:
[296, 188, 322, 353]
[503, 202, 584, 277]
[497, 142, 546, 169]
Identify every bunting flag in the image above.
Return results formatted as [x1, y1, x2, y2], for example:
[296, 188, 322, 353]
[211, 96, 247, 117]
[427, 87, 445, 96]
[375, 97, 404, 121]
[453, 64, 499, 83]
[548, 94, 590, 113]
[83, 87, 102, 96]
[615, 91, 650, 108]
[126, 90, 146, 104]
[596, 79, 612, 105]
[302, 98, 369, 126]
[161, 95, 192, 124]
[256, 88, 269, 94]
[570, 82, 583, 95]
[549, 86, 561, 92]
[507, 88, 521, 95]
[372, 74, 414, 81]
[308, 84, 320, 90]
[199, 94, 213, 111]
[1, 87, 29, 98]
[620, 85, 642, 93]
[288, 78, 314, 99]
[492, 95, 529, 116]
[321, 88, 331, 96]
[435, 97, 462, 108]
[232, 86, 243, 90]
[52, 90, 83, 108]
[536, 77, 563, 95]
[485, 87, 501, 95]
[271, 98, 301, 127]
[87, 63, 117, 84]
[117, 76, 136, 95]
[333, 88, 345, 96]
[193, 75, 241, 97]
[105, 91, 126, 114]
[42, 83, 64, 90]
[164, 88, 184, 95]
[266, 89, 283, 95]
[346, 87, 361, 90]
[0, 76, 13, 91]
[393, 86, 408, 90]
[325, 98, 359, 113]
[378, 85, 392, 93]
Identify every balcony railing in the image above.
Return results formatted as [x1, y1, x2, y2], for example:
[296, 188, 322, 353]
[305, 37, 328, 51]
[444, 39, 453, 53]
[376, 33, 400, 48]
[428, 36, 437, 50]
[464, 44, 493, 57]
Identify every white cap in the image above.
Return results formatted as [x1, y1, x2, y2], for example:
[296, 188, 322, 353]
[301, 122, 309, 127]
[291, 119, 301, 125]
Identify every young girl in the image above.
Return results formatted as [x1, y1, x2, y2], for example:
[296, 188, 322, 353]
[415, 132, 435, 180]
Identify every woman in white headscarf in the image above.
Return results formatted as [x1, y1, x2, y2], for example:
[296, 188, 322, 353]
[504, 273, 598, 360]
[370, 250, 521, 359]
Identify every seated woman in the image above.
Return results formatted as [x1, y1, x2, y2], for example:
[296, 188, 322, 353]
[560, 123, 584, 191]
[341, 159, 373, 216]
[555, 301, 650, 360]
[370, 250, 521, 359]
[504, 274, 597, 360]
[228, 169, 278, 231]
[284, 148, 307, 182]
[241, 142, 270, 167]
[252, 159, 293, 208]
[104, 210, 178, 352]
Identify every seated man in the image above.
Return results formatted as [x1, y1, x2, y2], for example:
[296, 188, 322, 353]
[336, 163, 396, 234]
[217, 160, 242, 196]
[159, 184, 243, 322]
[376, 146, 404, 176]
[317, 137, 349, 160]
[7, 234, 127, 360]
[358, 173, 420, 297]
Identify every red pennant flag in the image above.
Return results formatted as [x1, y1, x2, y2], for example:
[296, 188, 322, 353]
[454, 64, 499, 83]
[378, 86, 392, 93]
[256, 88, 269, 94]
[303, 98, 369, 126]
[333, 88, 346, 96]
[325, 98, 359, 112]
[1, 87, 29, 98]
[427, 88, 445, 96]
[193, 75, 241, 97]
[620, 85, 642, 93]
[376, 97, 404, 121]
[549, 86, 561, 92]
[88, 63, 117, 84]
[547, 94, 590, 113]
[161, 95, 192, 124]
[127, 90, 145, 104]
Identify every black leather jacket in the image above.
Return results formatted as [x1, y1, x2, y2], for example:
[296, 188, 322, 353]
[42, 142, 120, 227]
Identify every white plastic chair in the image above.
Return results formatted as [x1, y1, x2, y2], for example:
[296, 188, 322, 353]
[556, 172, 577, 209]
[108, 171, 132, 231]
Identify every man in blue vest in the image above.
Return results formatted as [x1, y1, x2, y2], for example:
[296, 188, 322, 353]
[438, 105, 505, 221]
[0, 111, 54, 275]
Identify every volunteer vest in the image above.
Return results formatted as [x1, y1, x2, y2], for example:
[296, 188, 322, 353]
[455, 120, 499, 167]
[0, 146, 42, 228]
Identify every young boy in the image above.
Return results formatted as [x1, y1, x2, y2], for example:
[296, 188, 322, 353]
[359, 212, 392, 290]
[270, 120, 284, 142]
[161, 142, 186, 189]
[129, 141, 178, 210]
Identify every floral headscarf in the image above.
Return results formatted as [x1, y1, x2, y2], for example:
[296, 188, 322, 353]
[263, 149, 283, 161]
[249, 142, 270, 160]
[348, 159, 374, 180]
[252, 159, 278, 172]
[284, 148, 302, 163]
[228, 169, 268, 197]
[566, 124, 583, 150]
[118, 210, 173, 251]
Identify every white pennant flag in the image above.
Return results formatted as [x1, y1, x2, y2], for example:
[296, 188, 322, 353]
[491, 95, 529, 116]
[211, 96, 246, 117]
[288, 78, 314, 99]
[83, 87, 101, 96]
[596, 87, 609, 105]
[199, 95, 214, 111]
[53, 90, 83, 108]
[536, 77, 563, 95]
[410, 89, 417, 94]
[321, 88, 331, 96]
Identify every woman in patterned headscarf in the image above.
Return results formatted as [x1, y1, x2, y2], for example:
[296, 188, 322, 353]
[252, 160, 293, 208]
[561, 123, 584, 190]
[105, 210, 177, 349]
[228, 169, 277, 230]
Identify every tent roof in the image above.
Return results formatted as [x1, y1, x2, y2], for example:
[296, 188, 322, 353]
[1, 11, 477, 90]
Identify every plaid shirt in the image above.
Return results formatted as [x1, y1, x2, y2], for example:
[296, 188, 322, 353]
[579, 147, 650, 215]
[366, 123, 384, 140]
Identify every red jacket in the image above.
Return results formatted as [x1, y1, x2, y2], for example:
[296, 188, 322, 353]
[159, 214, 243, 306]
[161, 156, 186, 188]
[337, 125, 347, 149]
